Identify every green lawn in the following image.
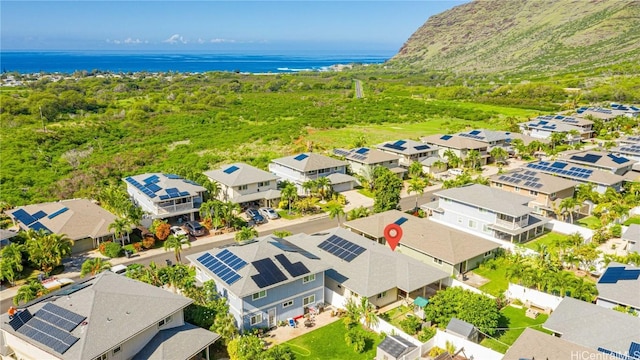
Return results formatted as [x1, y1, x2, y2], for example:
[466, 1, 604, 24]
[623, 216, 640, 226]
[523, 232, 569, 251]
[473, 262, 509, 297]
[380, 305, 412, 329]
[283, 320, 382, 360]
[577, 216, 602, 229]
[277, 210, 303, 220]
[480, 306, 551, 354]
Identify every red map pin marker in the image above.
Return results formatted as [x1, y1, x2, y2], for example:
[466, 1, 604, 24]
[384, 223, 403, 251]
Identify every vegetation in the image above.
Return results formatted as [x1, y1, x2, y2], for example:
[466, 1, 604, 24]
[479, 306, 551, 354]
[373, 167, 403, 213]
[80, 257, 112, 277]
[424, 287, 500, 336]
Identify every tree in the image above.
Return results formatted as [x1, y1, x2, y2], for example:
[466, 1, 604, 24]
[316, 176, 332, 201]
[358, 165, 377, 192]
[343, 297, 362, 329]
[227, 335, 264, 360]
[347, 206, 370, 221]
[222, 201, 242, 230]
[373, 168, 403, 213]
[327, 201, 345, 226]
[407, 177, 426, 211]
[302, 179, 317, 197]
[359, 297, 379, 330]
[210, 312, 239, 346]
[423, 287, 500, 335]
[108, 217, 131, 244]
[25, 230, 74, 276]
[559, 197, 579, 223]
[272, 230, 292, 238]
[549, 131, 567, 150]
[443, 149, 461, 169]
[465, 149, 481, 170]
[408, 161, 423, 179]
[159, 263, 195, 293]
[164, 234, 191, 263]
[280, 181, 298, 215]
[235, 226, 258, 242]
[0, 243, 24, 286]
[14, 280, 47, 306]
[155, 221, 171, 241]
[80, 257, 112, 277]
[490, 147, 508, 165]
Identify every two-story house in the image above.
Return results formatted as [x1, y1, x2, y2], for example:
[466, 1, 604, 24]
[525, 160, 625, 194]
[455, 129, 543, 149]
[421, 134, 489, 166]
[0, 272, 220, 360]
[7, 198, 117, 253]
[518, 117, 586, 143]
[187, 236, 329, 332]
[203, 163, 280, 208]
[375, 139, 439, 168]
[559, 150, 635, 175]
[424, 184, 548, 243]
[333, 147, 405, 178]
[595, 262, 640, 314]
[344, 210, 500, 277]
[489, 168, 578, 217]
[268, 153, 356, 194]
[287, 227, 450, 309]
[576, 104, 639, 121]
[123, 173, 206, 222]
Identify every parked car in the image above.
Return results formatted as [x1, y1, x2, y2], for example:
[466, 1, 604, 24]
[246, 208, 266, 224]
[170, 225, 188, 237]
[448, 168, 464, 176]
[110, 264, 128, 275]
[259, 207, 280, 220]
[184, 221, 206, 237]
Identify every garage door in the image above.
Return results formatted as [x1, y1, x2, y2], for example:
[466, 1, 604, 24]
[73, 238, 95, 254]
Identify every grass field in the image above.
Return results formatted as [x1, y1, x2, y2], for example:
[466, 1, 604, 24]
[523, 232, 570, 251]
[283, 320, 381, 360]
[623, 216, 640, 226]
[577, 216, 602, 229]
[480, 306, 551, 354]
[474, 263, 509, 297]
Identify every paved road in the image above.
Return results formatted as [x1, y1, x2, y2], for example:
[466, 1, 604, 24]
[354, 79, 363, 99]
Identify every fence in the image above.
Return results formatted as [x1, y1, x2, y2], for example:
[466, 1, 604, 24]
[545, 219, 593, 241]
[428, 330, 503, 360]
[506, 283, 563, 312]
[443, 278, 496, 299]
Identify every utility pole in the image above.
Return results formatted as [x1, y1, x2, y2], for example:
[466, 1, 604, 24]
[39, 106, 47, 133]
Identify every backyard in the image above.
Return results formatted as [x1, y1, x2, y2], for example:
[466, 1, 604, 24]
[480, 306, 551, 353]
[283, 320, 382, 360]
[623, 215, 640, 226]
[472, 258, 509, 297]
[577, 216, 601, 229]
[523, 232, 570, 251]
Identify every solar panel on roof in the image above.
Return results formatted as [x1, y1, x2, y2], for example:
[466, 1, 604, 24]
[13, 209, 37, 225]
[251, 258, 288, 288]
[440, 135, 452, 141]
[294, 154, 309, 161]
[223, 165, 239, 174]
[607, 154, 629, 164]
[274, 254, 310, 278]
[196, 252, 243, 285]
[215, 249, 248, 271]
[146, 183, 162, 193]
[47, 207, 69, 220]
[159, 195, 170, 200]
[179, 191, 190, 197]
[166, 188, 179, 195]
[57, 282, 91, 296]
[469, 130, 481, 135]
[164, 174, 182, 179]
[355, 147, 369, 154]
[334, 149, 350, 156]
[551, 162, 567, 169]
[598, 266, 640, 284]
[570, 154, 602, 164]
[36, 303, 86, 332]
[269, 238, 321, 259]
[318, 235, 365, 262]
[143, 174, 159, 184]
[414, 145, 430, 151]
[8, 309, 32, 331]
[17, 317, 79, 354]
[534, 183, 543, 189]
[29, 222, 50, 232]
[32, 210, 47, 220]
[394, 140, 406, 146]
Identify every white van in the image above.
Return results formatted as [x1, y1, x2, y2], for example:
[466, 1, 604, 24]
[448, 168, 464, 176]
[110, 264, 127, 275]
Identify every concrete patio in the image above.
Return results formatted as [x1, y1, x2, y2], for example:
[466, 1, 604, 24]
[263, 306, 341, 347]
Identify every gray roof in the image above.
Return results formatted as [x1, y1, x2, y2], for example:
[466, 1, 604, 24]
[0, 229, 18, 241]
[186, 235, 330, 298]
[326, 173, 358, 185]
[132, 323, 220, 360]
[543, 297, 640, 353]
[435, 184, 534, 217]
[560, 150, 636, 171]
[287, 227, 449, 297]
[503, 328, 600, 360]
[445, 318, 476, 338]
[336, 147, 401, 165]
[124, 173, 206, 203]
[421, 134, 488, 150]
[623, 224, 640, 244]
[420, 156, 448, 166]
[203, 163, 278, 187]
[8, 198, 117, 240]
[527, 161, 626, 186]
[520, 118, 586, 133]
[376, 139, 438, 156]
[270, 153, 347, 172]
[490, 168, 578, 194]
[344, 210, 499, 265]
[377, 335, 416, 358]
[231, 189, 281, 204]
[0, 272, 196, 360]
[454, 129, 513, 144]
[596, 262, 640, 309]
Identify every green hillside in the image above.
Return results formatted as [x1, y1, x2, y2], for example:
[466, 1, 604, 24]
[390, 0, 640, 74]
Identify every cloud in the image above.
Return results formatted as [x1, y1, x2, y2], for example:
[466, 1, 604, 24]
[209, 38, 236, 44]
[163, 34, 187, 44]
[106, 38, 148, 45]
[124, 38, 146, 44]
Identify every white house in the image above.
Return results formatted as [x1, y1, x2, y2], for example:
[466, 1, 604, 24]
[203, 163, 280, 208]
[268, 153, 356, 194]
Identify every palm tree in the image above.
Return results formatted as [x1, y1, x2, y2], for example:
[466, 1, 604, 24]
[159, 263, 195, 293]
[465, 150, 481, 170]
[302, 179, 317, 197]
[559, 197, 579, 224]
[221, 201, 241, 229]
[343, 297, 362, 329]
[549, 131, 567, 150]
[202, 179, 221, 201]
[108, 217, 131, 244]
[407, 178, 426, 211]
[164, 234, 191, 263]
[0, 243, 24, 286]
[80, 257, 112, 277]
[443, 149, 461, 169]
[211, 312, 239, 345]
[360, 297, 379, 330]
[490, 147, 508, 165]
[316, 176, 332, 201]
[347, 206, 370, 221]
[124, 204, 145, 228]
[235, 227, 258, 242]
[407, 161, 423, 179]
[327, 202, 345, 226]
[25, 230, 74, 276]
[358, 165, 377, 192]
[14, 280, 47, 306]
[280, 181, 298, 215]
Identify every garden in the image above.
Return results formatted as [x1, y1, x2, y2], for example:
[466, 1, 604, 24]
[479, 305, 551, 353]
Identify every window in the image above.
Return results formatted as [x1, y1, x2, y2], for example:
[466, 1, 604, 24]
[113, 346, 121, 355]
[318, 168, 329, 174]
[377, 291, 387, 299]
[479, 208, 487, 213]
[495, 183, 502, 188]
[283, 300, 293, 308]
[529, 190, 538, 196]
[258, 181, 270, 187]
[550, 192, 557, 198]
[158, 315, 173, 327]
[514, 187, 520, 192]
[303, 295, 315, 306]
[252, 290, 267, 301]
[94, 354, 107, 360]
[303, 274, 315, 284]
[484, 251, 492, 257]
[238, 185, 248, 191]
[250, 313, 263, 325]
[483, 224, 491, 233]
[468, 220, 476, 228]
[457, 217, 463, 224]
[433, 258, 443, 265]
[444, 198, 452, 203]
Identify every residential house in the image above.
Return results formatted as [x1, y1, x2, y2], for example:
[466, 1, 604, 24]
[334, 147, 405, 178]
[343, 210, 500, 277]
[268, 153, 356, 194]
[576, 104, 640, 121]
[287, 227, 450, 309]
[423, 184, 548, 243]
[454, 129, 545, 157]
[203, 163, 280, 208]
[0, 272, 219, 360]
[489, 168, 578, 217]
[544, 297, 640, 356]
[187, 236, 329, 332]
[611, 139, 640, 163]
[7, 199, 117, 253]
[376, 139, 439, 168]
[623, 224, 640, 253]
[419, 156, 448, 175]
[618, 135, 640, 146]
[421, 134, 489, 166]
[123, 173, 206, 222]
[503, 328, 601, 360]
[0, 229, 18, 247]
[518, 117, 586, 143]
[524, 160, 625, 194]
[596, 262, 640, 313]
[376, 335, 417, 360]
[559, 150, 635, 175]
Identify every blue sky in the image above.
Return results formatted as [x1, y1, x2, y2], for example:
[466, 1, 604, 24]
[1, 1, 467, 51]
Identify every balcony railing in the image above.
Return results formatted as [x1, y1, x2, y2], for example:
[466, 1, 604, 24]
[157, 203, 195, 214]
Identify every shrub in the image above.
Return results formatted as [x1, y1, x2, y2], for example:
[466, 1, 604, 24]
[418, 326, 436, 342]
[123, 244, 137, 254]
[132, 242, 142, 252]
[102, 242, 122, 258]
[344, 327, 367, 353]
[155, 222, 171, 241]
[142, 235, 155, 249]
[399, 315, 422, 335]
[611, 224, 622, 238]
[428, 346, 445, 357]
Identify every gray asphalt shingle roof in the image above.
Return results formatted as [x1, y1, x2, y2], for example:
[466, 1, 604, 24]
[337, 147, 401, 165]
[376, 139, 438, 156]
[132, 323, 220, 360]
[421, 134, 488, 150]
[543, 297, 640, 353]
[489, 168, 579, 194]
[270, 153, 347, 172]
[435, 184, 534, 217]
[203, 163, 278, 187]
[377, 335, 416, 358]
[446, 318, 476, 338]
[596, 262, 640, 309]
[503, 328, 600, 360]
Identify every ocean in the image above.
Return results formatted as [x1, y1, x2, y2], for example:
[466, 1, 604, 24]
[0, 50, 394, 74]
